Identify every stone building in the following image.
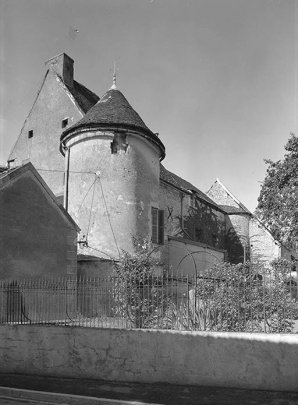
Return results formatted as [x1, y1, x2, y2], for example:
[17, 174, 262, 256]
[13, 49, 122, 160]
[0, 162, 79, 280]
[8, 53, 99, 200]
[206, 178, 294, 266]
[5, 52, 289, 276]
[59, 71, 227, 273]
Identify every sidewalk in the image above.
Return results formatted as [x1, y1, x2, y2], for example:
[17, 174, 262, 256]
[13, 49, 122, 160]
[1, 374, 298, 405]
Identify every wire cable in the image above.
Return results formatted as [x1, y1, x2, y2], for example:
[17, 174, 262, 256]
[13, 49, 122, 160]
[36, 168, 96, 174]
[97, 175, 121, 258]
[77, 175, 98, 215]
[86, 177, 97, 239]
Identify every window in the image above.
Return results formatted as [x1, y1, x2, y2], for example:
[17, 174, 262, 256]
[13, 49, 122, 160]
[62, 118, 69, 128]
[7, 159, 16, 169]
[28, 130, 33, 138]
[195, 228, 203, 243]
[151, 207, 164, 245]
[211, 233, 218, 247]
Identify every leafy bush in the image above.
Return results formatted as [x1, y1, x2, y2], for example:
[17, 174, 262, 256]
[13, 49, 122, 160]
[112, 240, 298, 333]
[112, 239, 171, 328]
[178, 260, 298, 333]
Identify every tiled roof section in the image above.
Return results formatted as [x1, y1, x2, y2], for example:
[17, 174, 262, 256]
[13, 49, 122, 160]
[61, 88, 166, 159]
[65, 88, 153, 133]
[66, 80, 99, 113]
[218, 204, 252, 215]
[160, 164, 222, 209]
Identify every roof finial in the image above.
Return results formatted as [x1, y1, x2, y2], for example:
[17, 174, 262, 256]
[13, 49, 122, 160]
[110, 61, 117, 90]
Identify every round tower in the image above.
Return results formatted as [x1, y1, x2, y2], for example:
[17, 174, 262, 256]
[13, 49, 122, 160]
[60, 81, 165, 259]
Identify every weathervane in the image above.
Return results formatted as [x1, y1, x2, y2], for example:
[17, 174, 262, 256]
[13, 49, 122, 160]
[110, 61, 119, 90]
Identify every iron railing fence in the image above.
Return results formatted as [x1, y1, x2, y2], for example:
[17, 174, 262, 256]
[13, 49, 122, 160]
[0, 270, 297, 333]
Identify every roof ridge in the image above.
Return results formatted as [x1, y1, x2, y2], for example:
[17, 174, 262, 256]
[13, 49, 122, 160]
[160, 164, 222, 210]
[214, 178, 251, 214]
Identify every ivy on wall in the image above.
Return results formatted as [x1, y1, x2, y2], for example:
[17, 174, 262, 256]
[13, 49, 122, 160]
[177, 199, 225, 250]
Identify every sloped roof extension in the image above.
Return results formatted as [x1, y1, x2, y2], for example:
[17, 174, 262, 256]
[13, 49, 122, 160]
[218, 204, 250, 215]
[66, 80, 99, 113]
[160, 164, 224, 211]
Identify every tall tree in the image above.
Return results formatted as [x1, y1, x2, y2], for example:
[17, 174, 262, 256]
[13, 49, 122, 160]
[257, 133, 298, 249]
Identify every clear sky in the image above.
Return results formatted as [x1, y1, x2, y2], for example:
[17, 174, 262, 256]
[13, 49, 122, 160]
[0, 0, 296, 212]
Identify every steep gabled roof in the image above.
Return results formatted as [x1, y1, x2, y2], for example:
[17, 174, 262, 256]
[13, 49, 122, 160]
[160, 164, 224, 210]
[206, 178, 251, 214]
[66, 80, 99, 113]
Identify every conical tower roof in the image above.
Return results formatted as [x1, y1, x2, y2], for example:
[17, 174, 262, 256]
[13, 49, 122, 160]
[61, 88, 165, 159]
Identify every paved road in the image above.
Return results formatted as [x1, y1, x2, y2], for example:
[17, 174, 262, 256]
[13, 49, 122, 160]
[1, 374, 298, 405]
[0, 398, 46, 405]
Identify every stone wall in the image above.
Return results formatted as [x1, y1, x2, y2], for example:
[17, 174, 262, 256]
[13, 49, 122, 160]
[159, 183, 226, 251]
[66, 131, 160, 259]
[168, 236, 225, 276]
[249, 217, 281, 266]
[1, 325, 298, 392]
[8, 69, 83, 197]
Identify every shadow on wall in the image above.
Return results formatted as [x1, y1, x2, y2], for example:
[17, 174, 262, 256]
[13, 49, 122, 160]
[176, 201, 225, 250]
[176, 202, 248, 265]
[1, 326, 298, 391]
[225, 216, 247, 264]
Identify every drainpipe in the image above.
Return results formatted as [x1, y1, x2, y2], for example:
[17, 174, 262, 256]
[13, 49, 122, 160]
[64, 146, 70, 211]
[181, 193, 184, 231]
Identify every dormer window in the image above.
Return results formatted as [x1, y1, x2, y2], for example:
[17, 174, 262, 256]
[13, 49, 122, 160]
[7, 158, 16, 169]
[28, 130, 33, 138]
[62, 118, 69, 128]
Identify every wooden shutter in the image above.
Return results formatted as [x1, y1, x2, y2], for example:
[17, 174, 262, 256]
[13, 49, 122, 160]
[158, 209, 164, 245]
[151, 207, 158, 244]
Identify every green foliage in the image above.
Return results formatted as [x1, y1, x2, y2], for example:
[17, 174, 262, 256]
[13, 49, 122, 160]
[177, 200, 225, 249]
[176, 260, 298, 333]
[112, 239, 170, 328]
[112, 237, 298, 333]
[257, 133, 298, 248]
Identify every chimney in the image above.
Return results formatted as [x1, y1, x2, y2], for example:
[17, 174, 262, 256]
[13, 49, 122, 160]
[45, 53, 74, 88]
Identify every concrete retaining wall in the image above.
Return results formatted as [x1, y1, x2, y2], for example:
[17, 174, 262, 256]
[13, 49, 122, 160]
[1, 325, 298, 392]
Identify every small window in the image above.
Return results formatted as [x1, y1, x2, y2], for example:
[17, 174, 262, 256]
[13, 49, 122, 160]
[211, 233, 218, 247]
[28, 130, 33, 138]
[151, 207, 164, 245]
[195, 228, 203, 243]
[62, 118, 69, 128]
[7, 159, 16, 169]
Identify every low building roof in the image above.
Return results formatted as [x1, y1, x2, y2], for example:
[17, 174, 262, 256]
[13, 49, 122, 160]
[218, 204, 251, 215]
[0, 162, 80, 232]
[160, 164, 224, 211]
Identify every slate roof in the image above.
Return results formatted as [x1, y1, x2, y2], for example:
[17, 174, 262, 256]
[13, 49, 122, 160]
[64, 88, 152, 133]
[61, 88, 165, 159]
[66, 80, 99, 113]
[160, 164, 224, 210]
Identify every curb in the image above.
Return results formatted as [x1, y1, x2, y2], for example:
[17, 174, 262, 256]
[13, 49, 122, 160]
[0, 386, 160, 405]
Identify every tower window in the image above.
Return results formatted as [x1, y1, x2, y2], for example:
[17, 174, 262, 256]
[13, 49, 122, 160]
[62, 118, 69, 128]
[28, 130, 33, 138]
